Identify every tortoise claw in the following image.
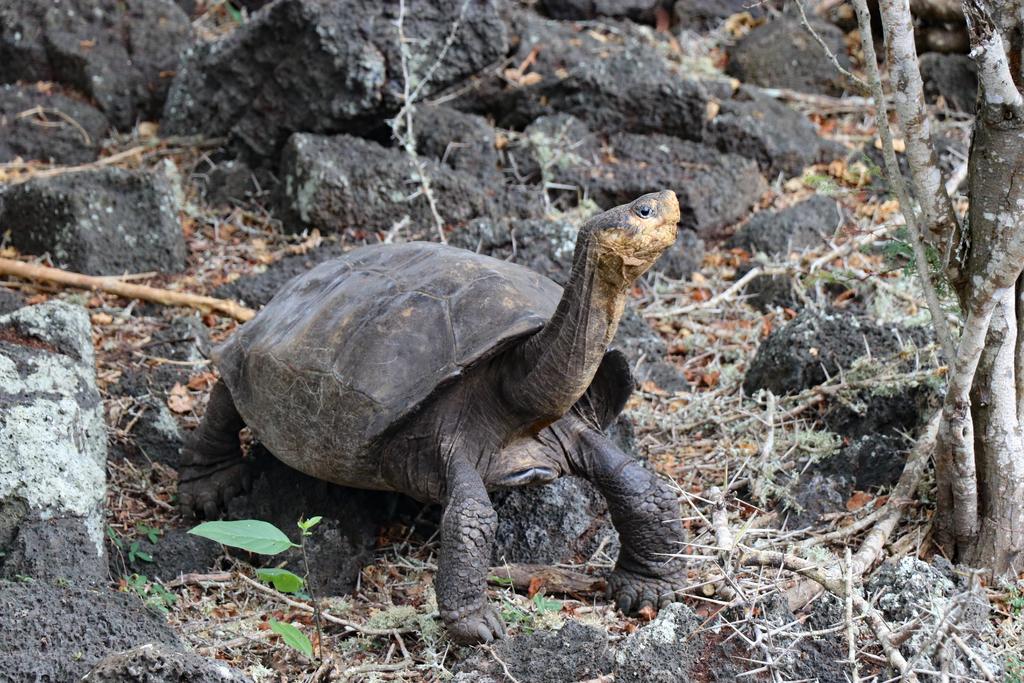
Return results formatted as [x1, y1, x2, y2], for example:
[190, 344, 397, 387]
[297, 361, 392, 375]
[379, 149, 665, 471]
[607, 567, 683, 616]
[178, 460, 249, 520]
[444, 604, 506, 645]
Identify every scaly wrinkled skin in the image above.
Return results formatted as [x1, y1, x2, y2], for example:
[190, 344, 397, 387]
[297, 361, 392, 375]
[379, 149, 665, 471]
[178, 381, 250, 519]
[178, 191, 686, 645]
[437, 461, 506, 643]
[574, 428, 686, 613]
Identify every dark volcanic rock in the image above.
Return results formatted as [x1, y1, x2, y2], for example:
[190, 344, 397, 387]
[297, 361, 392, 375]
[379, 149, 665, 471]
[458, 10, 728, 136]
[709, 86, 843, 178]
[276, 133, 543, 236]
[456, 620, 612, 682]
[674, 0, 767, 30]
[449, 215, 579, 283]
[457, 11, 835, 178]
[492, 476, 617, 565]
[0, 168, 186, 276]
[654, 228, 705, 281]
[576, 132, 765, 235]
[0, 288, 23, 315]
[215, 244, 347, 309]
[920, 52, 977, 113]
[727, 17, 850, 96]
[538, 0, 664, 22]
[0, 84, 109, 164]
[225, 450, 394, 596]
[202, 160, 271, 207]
[0, 580, 182, 682]
[744, 308, 922, 396]
[163, 0, 507, 160]
[414, 105, 501, 178]
[113, 527, 222, 584]
[0, 0, 192, 128]
[84, 643, 252, 683]
[729, 195, 841, 256]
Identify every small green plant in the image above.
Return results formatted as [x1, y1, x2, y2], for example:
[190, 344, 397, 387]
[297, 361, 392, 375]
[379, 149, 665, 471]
[531, 591, 562, 615]
[1006, 654, 1022, 683]
[189, 517, 322, 661]
[125, 574, 177, 614]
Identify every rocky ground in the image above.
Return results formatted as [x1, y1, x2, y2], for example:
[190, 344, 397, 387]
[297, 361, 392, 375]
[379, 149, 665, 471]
[0, 0, 1020, 681]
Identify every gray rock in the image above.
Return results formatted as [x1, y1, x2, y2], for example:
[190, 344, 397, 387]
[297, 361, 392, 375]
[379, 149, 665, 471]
[866, 558, 1002, 679]
[613, 308, 690, 393]
[492, 476, 618, 565]
[709, 86, 844, 178]
[0, 0, 193, 128]
[674, 0, 767, 30]
[163, 0, 507, 159]
[0, 168, 186, 276]
[276, 132, 543, 236]
[456, 620, 612, 682]
[729, 195, 840, 256]
[0, 580, 182, 682]
[84, 642, 252, 682]
[414, 105, 501, 178]
[614, 603, 706, 682]
[920, 52, 977, 113]
[727, 17, 850, 95]
[0, 84, 109, 164]
[0, 302, 107, 583]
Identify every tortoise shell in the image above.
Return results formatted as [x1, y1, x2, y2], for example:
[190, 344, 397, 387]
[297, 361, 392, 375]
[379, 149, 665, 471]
[213, 242, 575, 484]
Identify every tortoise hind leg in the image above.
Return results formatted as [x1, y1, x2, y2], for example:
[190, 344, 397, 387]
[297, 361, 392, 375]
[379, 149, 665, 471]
[178, 380, 250, 519]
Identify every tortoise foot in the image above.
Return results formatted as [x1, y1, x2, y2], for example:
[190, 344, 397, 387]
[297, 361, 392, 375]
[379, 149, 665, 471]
[607, 566, 684, 615]
[178, 460, 250, 519]
[443, 603, 506, 645]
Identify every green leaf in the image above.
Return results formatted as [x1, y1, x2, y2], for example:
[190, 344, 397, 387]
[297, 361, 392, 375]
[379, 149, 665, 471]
[297, 516, 322, 533]
[224, 1, 243, 23]
[189, 520, 297, 555]
[256, 568, 305, 594]
[269, 619, 313, 658]
[488, 575, 514, 586]
[531, 592, 562, 615]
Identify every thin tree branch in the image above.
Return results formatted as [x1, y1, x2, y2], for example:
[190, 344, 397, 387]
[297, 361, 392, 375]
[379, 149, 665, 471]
[739, 549, 916, 681]
[876, 0, 963, 269]
[853, 0, 957, 366]
[0, 258, 255, 321]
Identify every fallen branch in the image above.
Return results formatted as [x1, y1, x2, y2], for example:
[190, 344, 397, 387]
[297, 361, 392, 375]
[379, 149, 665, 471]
[237, 572, 429, 636]
[487, 564, 606, 595]
[739, 549, 915, 681]
[0, 258, 255, 322]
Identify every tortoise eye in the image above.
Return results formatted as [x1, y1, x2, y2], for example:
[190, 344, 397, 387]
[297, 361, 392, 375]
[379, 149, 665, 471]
[635, 203, 654, 219]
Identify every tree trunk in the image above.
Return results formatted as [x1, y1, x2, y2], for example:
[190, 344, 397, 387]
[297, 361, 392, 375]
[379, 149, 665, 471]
[935, 79, 1024, 574]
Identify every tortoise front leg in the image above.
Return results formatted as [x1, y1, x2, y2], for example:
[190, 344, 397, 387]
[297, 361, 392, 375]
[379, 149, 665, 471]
[570, 429, 686, 613]
[437, 458, 505, 644]
[178, 380, 250, 518]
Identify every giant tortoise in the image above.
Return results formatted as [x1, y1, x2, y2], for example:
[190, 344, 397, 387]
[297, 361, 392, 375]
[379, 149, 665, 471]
[179, 191, 687, 644]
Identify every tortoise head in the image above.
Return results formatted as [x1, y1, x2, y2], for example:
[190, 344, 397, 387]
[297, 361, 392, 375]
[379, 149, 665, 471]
[580, 190, 681, 285]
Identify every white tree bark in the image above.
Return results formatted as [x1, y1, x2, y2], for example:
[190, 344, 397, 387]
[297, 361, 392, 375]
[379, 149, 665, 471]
[877, 0, 964, 279]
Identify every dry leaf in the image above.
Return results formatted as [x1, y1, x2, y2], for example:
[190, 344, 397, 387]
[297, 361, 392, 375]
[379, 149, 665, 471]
[167, 383, 195, 414]
[846, 491, 873, 512]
